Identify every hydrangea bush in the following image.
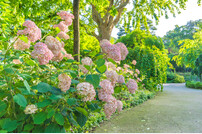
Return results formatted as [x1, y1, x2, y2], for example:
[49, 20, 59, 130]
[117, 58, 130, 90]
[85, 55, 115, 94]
[0, 11, 154, 133]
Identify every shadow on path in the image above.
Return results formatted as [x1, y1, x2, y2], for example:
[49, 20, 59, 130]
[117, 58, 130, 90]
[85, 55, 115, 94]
[94, 83, 202, 133]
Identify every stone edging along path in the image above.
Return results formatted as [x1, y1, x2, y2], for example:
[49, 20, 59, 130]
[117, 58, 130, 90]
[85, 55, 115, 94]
[94, 83, 202, 133]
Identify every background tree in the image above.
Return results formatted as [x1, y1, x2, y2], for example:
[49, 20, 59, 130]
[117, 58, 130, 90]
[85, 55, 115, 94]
[82, 0, 201, 41]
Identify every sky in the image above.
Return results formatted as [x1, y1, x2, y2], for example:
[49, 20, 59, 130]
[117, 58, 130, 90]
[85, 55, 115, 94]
[111, 0, 202, 38]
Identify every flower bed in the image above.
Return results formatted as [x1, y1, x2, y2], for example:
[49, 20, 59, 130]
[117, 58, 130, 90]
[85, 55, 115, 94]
[0, 11, 159, 133]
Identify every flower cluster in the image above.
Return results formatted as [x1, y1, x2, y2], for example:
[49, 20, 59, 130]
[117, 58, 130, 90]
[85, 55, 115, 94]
[31, 42, 54, 65]
[105, 70, 118, 86]
[104, 96, 117, 119]
[54, 11, 74, 40]
[45, 36, 73, 62]
[117, 100, 123, 113]
[98, 80, 114, 102]
[24, 104, 38, 114]
[79, 57, 93, 74]
[105, 61, 116, 70]
[13, 38, 30, 50]
[117, 75, 125, 84]
[100, 39, 128, 61]
[132, 60, 137, 65]
[58, 73, 71, 92]
[17, 20, 41, 43]
[76, 82, 96, 102]
[126, 79, 138, 94]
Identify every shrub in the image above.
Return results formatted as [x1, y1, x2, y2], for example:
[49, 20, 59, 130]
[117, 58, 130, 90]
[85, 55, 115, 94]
[186, 81, 202, 89]
[167, 72, 185, 83]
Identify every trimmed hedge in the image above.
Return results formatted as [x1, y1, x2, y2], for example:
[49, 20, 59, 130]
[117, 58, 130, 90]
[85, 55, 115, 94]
[186, 81, 202, 89]
[167, 72, 185, 83]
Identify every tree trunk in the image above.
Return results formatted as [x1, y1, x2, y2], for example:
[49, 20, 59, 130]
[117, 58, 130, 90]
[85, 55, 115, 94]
[98, 25, 113, 41]
[73, 0, 80, 61]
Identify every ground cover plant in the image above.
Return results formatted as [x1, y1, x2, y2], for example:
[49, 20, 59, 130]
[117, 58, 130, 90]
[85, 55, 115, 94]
[0, 11, 160, 133]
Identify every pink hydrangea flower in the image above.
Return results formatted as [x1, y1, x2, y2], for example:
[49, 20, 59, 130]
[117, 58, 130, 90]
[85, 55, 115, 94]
[106, 45, 121, 61]
[79, 65, 89, 74]
[13, 59, 22, 64]
[100, 39, 121, 61]
[117, 100, 123, 113]
[126, 79, 138, 94]
[124, 64, 130, 69]
[105, 62, 116, 70]
[76, 82, 96, 102]
[45, 36, 63, 56]
[115, 42, 128, 60]
[53, 21, 68, 32]
[132, 60, 137, 65]
[135, 69, 140, 74]
[13, 38, 30, 50]
[134, 73, 138, 78]
[17, 20, 41, 42]
[100, 80, 114, 94]
[98, 89, 113, 102]
[105, 70, 118, 86]
[81, 57, 93, 66]
[117, 75, 125, 84]
[31, 42, 54, 65]
[57, 32, 70, 40]
[104, 96, 117, 119]
[100, 39, 112, 54]
[57, 11, 74, 20]
[52, 48, 68, 62]
[58, 73, 71, 92]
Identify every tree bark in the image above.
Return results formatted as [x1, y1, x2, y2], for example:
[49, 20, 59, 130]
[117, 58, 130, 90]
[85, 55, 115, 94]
[73, 0, 80, 61]
[91, 0, 129, 41]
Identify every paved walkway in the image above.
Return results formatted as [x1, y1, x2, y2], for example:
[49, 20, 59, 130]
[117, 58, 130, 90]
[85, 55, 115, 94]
[94, 83, 202, 133]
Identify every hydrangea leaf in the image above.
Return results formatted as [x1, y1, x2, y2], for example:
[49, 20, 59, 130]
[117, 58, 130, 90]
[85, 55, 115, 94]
[54, 112, 64, 125]
[33, 112, 47, 124]
[13, 94, 27, 107]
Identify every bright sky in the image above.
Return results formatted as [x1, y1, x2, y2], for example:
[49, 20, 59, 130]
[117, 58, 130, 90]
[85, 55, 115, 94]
[111, 0, 202, 38]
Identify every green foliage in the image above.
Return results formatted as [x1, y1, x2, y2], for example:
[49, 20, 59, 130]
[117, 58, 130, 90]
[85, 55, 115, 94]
[118, 29, 170, 90]
[166, 72, 185, 83]
[186, 81, 202, 89]
[13, 94, 27, 107]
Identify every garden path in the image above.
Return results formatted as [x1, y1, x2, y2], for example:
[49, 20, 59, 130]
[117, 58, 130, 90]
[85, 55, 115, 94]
[94, 83, 202, 133]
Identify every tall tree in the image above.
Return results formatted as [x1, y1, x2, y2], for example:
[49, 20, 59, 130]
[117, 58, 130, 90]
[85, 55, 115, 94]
[82, 0, 202, 41]
[73, 0, 80, 61]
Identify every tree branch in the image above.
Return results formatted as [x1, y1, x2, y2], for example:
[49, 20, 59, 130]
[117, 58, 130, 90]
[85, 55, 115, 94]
[91, 4, 103, 24]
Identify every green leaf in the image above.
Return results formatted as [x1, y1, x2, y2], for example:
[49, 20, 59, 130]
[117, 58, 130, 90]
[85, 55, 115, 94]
[23, 80, 30, 93]
[71, 79, 79, 84]
[67, 98, 77, 106]
[0, 101, 7, 112]
[47, 108, 55, 119]
[13, 94, 27, 107]
[85, 74, 100, 88]
[36, 82, 52, 93]
[55, 112, 64, 125]
[108, 58, 117, 64]
[96, 59, 105, 67]
[49, 94, 62, 100]
[24, 124, 34, 131]
[0, 130, 7, 133]
[45, 123, 61, 133]
[96, 65, 107, 74]
[67, 113, 78, 127]
[2, 118, 17, 132]
[4, 68, 14, 74]
[19, 35, 28, 43]
[74, 111, 87, 127]
[114, 86, 122, 93]
[87, 103, 100, 111]
[36, 99, 52, 108]
[33, 112, 47, 124]
[75, 107, 88, 117]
